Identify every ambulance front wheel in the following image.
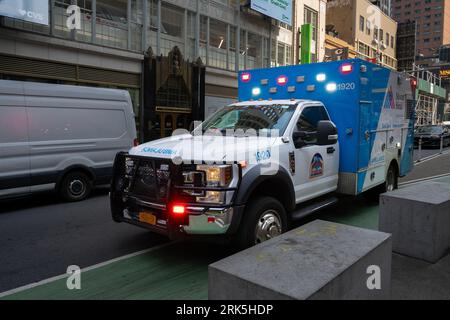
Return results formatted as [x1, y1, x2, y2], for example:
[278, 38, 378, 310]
[234, 196, 288, 249]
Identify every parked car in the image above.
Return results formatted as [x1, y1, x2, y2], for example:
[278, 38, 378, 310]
[0, 80, 137, 201]
[443, 121, 450, 130]
[414, 125, 450, 148]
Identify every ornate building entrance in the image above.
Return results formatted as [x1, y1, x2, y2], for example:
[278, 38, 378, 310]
[143, 47, 205, 141]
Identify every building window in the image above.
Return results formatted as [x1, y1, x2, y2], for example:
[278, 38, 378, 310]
[360, 16, 365, 32]
[186, 11, 196, 62]
[209, 18, 228, 70]
[160, 2, 185, 56]
[239, 29, 246, 70]
[200, 15, 208, 64]
[271, 41, 291, 67]
[277, 42, 285, 66]
[229, 26, 237, 71]
[96, 0, 128, 50]
[358, 41, 370, 58]
[130, 0, 143, 52]
[247, 32, 263, 69]
[304, 6, 318, 62]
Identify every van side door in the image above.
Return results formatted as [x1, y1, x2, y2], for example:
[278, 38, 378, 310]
[0, 105, 31, 197]
[291, 105, 339, 203]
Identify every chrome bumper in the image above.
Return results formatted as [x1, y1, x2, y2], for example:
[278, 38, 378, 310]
[182, 207, 234, 235]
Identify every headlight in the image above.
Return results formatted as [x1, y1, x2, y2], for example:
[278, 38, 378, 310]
[124, 157, 135, 175]
[197, 165, 232, 187]
[181, 165, 233, 204]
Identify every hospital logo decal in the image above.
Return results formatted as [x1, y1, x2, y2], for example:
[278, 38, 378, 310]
[310, 153, 324, 178]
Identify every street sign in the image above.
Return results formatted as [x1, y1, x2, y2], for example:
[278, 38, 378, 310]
[0, 0, 49, 25]
[439, 67, 450, 81]
[250, 0, 292, 26]
[325, 47, 349, 61]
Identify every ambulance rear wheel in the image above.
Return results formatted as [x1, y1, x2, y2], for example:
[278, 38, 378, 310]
[385, 165, 398, 192]
[235, 196, 287, 249]
[365, 164, 398, 200]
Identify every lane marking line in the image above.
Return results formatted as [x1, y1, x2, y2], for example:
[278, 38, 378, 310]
[0, 241, 177, 298]
[414, 149, 450, 165]
[399, 172, 450, 187]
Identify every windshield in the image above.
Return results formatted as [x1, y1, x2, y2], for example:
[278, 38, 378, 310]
[200, 105, 297, 136]
[416, 126, 443, 135]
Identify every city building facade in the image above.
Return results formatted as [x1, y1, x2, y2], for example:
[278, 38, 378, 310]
[326, 0, 398, 70]
[370, 0, 392, 17]
[392, 0, 450, 67]
[0, 0, 308, 141]
[396, 21, 417, 71]
[324, 34, 357, 61]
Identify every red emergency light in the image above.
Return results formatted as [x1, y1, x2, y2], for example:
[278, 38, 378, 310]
[340, 64, 353, 74]
[171, 204, 186, 215]
[277, 76, 288, 85]
[241, 73, 251, 82]
[410, 77, 418, 92]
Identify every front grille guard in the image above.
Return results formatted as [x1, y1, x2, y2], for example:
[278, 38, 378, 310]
[111, 152, 243, 209]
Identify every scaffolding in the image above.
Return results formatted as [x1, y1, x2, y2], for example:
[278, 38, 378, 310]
[407, 64, 443, 126]
[415, 94, 438, 126]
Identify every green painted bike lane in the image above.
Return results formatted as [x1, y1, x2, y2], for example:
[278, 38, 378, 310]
[3, 175, 449, 300]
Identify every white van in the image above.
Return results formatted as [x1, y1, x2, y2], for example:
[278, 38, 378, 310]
[0, 80, 137, 201]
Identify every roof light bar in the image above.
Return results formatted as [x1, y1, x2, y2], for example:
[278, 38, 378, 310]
[340, 64, 353, 74]
[316, 73, 326, 82]
[241, 73, 251, 82]
[277, 76, 288, 85]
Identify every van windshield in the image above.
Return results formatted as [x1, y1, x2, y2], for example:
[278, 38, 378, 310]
[200, 105, 297, 136]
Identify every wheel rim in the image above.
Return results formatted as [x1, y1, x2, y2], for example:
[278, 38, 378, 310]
[254, 210, 282, 244]
[69, 179, 85, 197]
[386, 169, 395, 192]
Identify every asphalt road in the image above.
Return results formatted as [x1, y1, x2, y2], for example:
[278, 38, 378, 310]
[413, 145, 450, 162]
[1, 147, 449, 294]
[0, 188, 167, 293]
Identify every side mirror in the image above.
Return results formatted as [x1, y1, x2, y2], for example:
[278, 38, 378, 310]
[317, 121, 338, 146]
[293, 131, 307, 148]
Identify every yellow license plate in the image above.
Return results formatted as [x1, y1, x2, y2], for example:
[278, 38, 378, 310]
[139, 212, 157, 225]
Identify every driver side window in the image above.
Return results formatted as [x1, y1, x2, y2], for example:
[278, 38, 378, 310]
[295, 106, 329, 146]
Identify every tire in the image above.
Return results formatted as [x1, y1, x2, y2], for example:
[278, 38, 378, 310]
[234, 196, 288, 250]
[365, 164, 398, 200]
[59, 171, 93, 202]
[384, 164, 398, 193]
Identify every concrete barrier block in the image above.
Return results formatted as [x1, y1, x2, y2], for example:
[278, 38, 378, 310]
[209, 220, 392, 300]
[379, 182, 450, 263]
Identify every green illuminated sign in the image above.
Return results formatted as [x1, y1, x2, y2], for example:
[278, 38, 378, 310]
[300, 24, 312, 64]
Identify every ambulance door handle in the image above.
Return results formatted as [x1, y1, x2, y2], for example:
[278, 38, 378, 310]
[327, 147, 336, 154]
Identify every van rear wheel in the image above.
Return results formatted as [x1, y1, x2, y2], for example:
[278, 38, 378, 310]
[60, 171, 92, 202]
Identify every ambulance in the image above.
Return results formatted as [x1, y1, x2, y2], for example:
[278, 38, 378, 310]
[110, 59, 416, 248]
